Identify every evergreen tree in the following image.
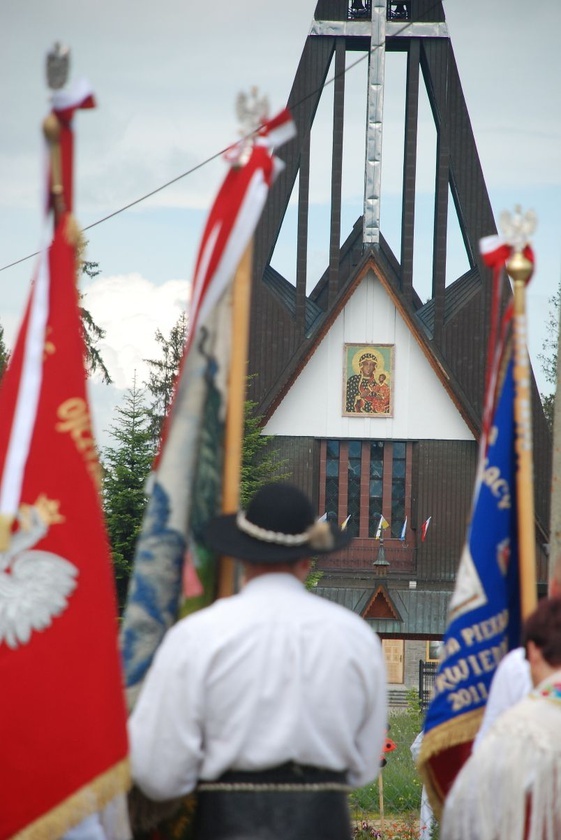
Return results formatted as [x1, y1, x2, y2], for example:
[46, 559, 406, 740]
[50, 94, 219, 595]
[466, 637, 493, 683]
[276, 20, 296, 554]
[144, 310, 187, 447]
[0, 321, 9, 380]
[102, 375, 154, 608]
[144, 313, 288, 503]
[80, 258, 113, 384]
[240, 396, 289, 508]
[538, 281, 560, 431]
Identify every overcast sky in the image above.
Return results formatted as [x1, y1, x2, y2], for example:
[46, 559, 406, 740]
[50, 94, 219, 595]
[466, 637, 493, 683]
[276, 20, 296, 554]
[1, 0, 560, 446]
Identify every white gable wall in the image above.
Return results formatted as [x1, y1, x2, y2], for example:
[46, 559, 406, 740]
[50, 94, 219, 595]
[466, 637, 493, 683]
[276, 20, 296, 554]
[263, 270, 474, 441]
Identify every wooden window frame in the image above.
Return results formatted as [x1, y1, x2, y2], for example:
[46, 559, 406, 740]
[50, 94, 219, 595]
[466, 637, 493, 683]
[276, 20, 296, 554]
[426, 640, 443, 662]
[319, 439, 412, 539]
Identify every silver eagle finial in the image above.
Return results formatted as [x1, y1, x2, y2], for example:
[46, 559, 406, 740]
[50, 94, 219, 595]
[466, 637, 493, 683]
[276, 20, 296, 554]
[499, 205, 538, 254]
[46, 42, 70, 91]
[231, 87, 270, 167]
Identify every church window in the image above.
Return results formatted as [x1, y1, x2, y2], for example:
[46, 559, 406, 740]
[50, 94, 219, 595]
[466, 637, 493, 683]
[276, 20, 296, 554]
[320, 439, 411, 539]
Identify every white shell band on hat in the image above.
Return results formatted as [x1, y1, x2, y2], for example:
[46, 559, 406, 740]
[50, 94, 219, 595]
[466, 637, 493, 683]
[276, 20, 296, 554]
[236, 511, 334, 551]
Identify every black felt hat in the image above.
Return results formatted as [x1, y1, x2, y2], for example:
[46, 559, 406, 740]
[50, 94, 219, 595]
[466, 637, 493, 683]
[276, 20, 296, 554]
[204, 482, 352, 563]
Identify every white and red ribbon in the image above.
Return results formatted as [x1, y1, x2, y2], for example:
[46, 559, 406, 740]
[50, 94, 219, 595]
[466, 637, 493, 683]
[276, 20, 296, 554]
[47, 78, 96, 214]
[189, 107, 295, 345]
[478, 235, 535, 448]
[1, 85, 96, 521]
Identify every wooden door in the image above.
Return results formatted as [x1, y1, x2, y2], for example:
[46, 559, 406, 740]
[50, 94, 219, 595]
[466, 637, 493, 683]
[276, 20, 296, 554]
[382, 639, 404, 684]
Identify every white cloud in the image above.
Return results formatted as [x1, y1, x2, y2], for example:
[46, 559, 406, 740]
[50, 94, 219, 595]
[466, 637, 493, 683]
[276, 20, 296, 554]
[82, 273, 190, 389]
[0, 0, 559, 418]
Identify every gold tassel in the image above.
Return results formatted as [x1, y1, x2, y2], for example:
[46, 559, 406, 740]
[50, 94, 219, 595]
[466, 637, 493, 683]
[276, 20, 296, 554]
[64, 214, 84, 251]
[417, 708, 483, 819]
[307, 519, 335, 551]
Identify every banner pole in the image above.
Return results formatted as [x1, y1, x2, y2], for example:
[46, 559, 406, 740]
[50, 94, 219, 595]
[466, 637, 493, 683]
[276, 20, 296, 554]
[217, 239, 254, 598]
[549, 293, 561, 588]
[506, 250, 537, 619]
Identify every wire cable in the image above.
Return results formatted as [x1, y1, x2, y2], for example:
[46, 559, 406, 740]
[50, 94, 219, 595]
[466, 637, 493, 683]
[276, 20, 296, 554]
[0, 7, 443, 275]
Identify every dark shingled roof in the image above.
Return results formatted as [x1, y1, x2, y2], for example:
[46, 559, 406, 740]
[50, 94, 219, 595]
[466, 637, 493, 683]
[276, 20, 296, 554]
[314, 585, 451, 635]
[263, 264, 325, 337]
[416, 268, 481, 336]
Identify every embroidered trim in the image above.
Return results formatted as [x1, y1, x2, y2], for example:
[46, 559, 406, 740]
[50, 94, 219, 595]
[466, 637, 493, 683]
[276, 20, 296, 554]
[236, 512, 334, 550]
[198, 781, 351, 793]
[533, 679, 561, 703]
[13, 758, 130, 840]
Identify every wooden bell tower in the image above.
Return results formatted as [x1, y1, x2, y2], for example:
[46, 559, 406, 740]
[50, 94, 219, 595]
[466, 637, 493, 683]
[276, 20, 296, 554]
[248, 0, 498, 423]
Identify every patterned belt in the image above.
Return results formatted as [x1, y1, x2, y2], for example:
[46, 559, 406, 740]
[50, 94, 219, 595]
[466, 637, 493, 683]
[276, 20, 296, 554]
[198, 761, 350, 793]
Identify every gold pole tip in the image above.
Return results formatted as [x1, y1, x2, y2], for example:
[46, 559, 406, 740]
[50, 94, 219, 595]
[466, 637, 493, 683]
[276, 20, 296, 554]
[42, 112, 61, 143]
[505, 250, 533, 286]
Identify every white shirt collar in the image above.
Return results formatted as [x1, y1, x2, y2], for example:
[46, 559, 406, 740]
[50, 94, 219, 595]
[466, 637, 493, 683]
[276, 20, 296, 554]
[241, 571, 304, 595]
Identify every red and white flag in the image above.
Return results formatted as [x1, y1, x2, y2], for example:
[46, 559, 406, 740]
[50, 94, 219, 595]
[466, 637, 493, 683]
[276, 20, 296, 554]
[0, 84, 129, 840]
[121, 108, 297, 701]
[421, 516, 432, 542]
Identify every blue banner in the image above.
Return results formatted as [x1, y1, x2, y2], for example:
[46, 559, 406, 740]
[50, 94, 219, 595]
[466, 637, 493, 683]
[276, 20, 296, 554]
[419, 352, 521, 806]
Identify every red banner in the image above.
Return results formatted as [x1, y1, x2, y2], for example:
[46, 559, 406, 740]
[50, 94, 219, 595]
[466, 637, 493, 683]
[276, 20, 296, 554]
[0, 217, 129, 836]
[0, 79, 128, 838]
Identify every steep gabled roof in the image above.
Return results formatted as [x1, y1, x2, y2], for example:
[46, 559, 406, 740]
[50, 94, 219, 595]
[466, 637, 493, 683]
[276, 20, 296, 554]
[362, 585, 402, 621]
[258, 244, 481, 438]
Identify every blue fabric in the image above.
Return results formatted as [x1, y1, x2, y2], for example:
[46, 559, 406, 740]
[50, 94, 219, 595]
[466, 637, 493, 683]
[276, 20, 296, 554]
[120, 318, 226, 697]
[424, 354, 521, 736]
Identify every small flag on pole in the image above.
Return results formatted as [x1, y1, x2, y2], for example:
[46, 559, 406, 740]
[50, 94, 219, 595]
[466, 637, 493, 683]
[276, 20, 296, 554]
[400, 517, 408, 541]
[341, 514, 351, 531]
[375, 515, 390, 539]
[421, 517, 432, 542]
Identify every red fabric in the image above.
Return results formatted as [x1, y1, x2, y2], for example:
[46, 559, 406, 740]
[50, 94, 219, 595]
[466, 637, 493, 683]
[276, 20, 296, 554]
[479, 237, 534, 448]
[50, 92, 95, 213]
[427, 741, 473, 804]
[189, 144, 275, 340]
[154, 109, 295, 470]
[0, 217, 128, 839]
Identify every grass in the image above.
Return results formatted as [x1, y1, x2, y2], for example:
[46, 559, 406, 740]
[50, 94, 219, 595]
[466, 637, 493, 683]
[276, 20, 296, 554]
[350, 691, 424, 821]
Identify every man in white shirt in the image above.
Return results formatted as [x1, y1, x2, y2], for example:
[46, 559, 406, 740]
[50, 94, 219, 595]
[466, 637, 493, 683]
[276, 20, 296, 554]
[128, 482, 387, 840]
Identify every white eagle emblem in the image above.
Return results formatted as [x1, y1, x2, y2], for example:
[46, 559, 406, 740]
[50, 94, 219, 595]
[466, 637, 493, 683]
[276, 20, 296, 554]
[227, 87, 271, 167]
[0, 496, 78, 649]
[499, 205, 537, 252]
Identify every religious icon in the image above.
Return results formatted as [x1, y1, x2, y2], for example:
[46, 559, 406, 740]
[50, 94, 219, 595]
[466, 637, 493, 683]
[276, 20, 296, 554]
[343, 344, 394, 416]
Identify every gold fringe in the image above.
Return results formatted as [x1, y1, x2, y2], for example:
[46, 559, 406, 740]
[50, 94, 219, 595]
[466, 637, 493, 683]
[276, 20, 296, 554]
[417, 708, 483, 820]
[11, 758, 131, 840]
[64, 214, 84, 252]
[0, 512, 14, 551]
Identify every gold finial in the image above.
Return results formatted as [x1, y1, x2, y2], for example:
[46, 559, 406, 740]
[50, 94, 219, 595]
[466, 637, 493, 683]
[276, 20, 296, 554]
[499, 205, 537, 287]
[42, 112, 61, 144]
[43, 46, 70, 223]
[505, 250, 534, 286]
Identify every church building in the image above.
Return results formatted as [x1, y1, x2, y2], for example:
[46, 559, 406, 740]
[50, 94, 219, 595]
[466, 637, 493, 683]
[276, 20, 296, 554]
[246, 0, 551, 697]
